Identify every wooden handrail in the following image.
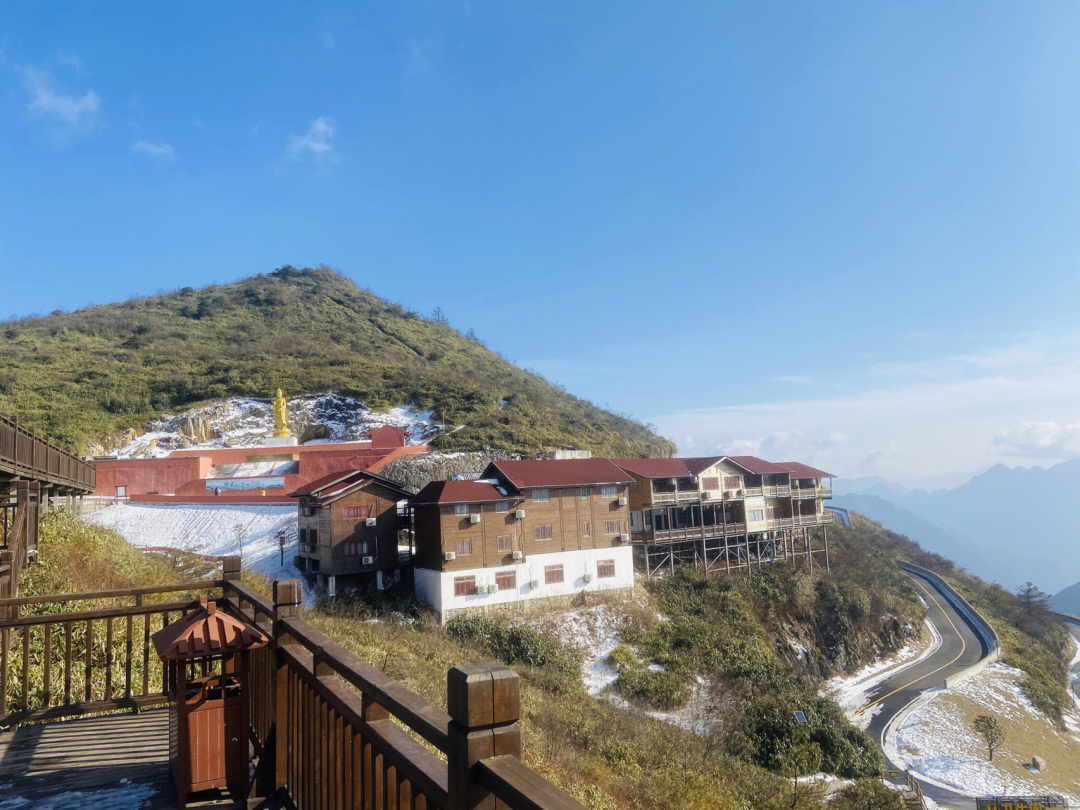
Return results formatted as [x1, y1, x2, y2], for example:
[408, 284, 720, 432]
[0, 579, 223, 608]
[479, 756, 589, 810]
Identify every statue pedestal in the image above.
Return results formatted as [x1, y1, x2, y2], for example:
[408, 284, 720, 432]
[264, 436, 298, 447]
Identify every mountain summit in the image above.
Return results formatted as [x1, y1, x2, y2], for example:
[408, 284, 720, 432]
[0, 266, 673, 458]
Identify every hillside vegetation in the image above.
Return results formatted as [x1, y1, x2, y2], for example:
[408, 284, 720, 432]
[0, 266, 673, 458]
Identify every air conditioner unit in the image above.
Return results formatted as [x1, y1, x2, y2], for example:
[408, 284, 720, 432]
[511, 550, 524, 560]
[619, 533, 629, 543]
[365, 517, 377, 527]
[469, 514, 481, 524]
[529, 579, 540, 589]
[444, 551, 456, 562]
[618, 496, 628, 506]
[361, 555, 374, 565]
[514, 509, 526, 519]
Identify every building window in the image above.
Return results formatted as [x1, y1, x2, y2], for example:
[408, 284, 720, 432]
[723, 476, 740, 490]
[534, 524, 553, 541]
[600, 485, 618, 499]
[748, 509, 765, 522]
[597, 559, 616, 579]
[531, 488, 550, 502]
[579, 487, 589, 499]
[310, 529, 318, 546]
[495, 570, 517, 591]
[454, 504, 469, 516]
[544, 565, 564, 585]
[603, 520, 621, 535]
[701, 477, 719, 491]
[582, 521, 591, 537]
[495, 501, 510, 513]
[116, 485, 126, 497]
[344, 541, 370, 557]
[454, 576, 477, 597]
[497, 535, 512, 552]
[457, 538, 472, 556]
[343, 505, 371, 519]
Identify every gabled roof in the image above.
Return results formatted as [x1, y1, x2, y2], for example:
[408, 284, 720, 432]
[288, 468, 410, 502]
[779, 461, 835, 479]
[487, 458, 633, 489]
[725, 455, 793, 475]
[411, 479, 510, 505]
[151, 597, 269, 661]
[611, 457, 723, 479]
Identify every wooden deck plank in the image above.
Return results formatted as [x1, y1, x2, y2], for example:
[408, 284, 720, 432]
[0, 709, 196, 809]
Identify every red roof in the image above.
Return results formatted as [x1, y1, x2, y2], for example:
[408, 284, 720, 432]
[151, 597, 269, 661]
[288, 468, 409, 500]
[487, 458, 633, 489]
[725, 455, 793, 475]
[779, 461, 835, 479]
[612, 457, 723, 479]
[411, 479, 510, 505]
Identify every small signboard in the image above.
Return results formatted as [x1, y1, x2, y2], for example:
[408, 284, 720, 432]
[976, 796, 1066, 810]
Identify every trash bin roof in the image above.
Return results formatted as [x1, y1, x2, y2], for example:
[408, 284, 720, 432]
[152, 596, 270, 661]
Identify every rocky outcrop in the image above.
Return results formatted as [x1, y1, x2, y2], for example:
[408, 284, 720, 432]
[378, 450, 518, 493]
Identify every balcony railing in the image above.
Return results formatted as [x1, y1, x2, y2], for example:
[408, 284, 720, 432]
[0, 412, 95, 493]
[743, 486, 763, 497]
[647, 522, 747, 544]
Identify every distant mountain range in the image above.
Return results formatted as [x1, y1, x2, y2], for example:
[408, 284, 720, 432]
[1050, 580, 1080, 615]
[834, 456, 1080, 593]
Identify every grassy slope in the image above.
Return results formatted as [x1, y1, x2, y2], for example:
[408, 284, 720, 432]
[0, 266, 673, 458]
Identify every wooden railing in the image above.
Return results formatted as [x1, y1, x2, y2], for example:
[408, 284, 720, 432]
[0, 577, 223, 726]
[0, 411, 95, 492]
[223, 575, 588, 810]
[2, 562, 588, 809]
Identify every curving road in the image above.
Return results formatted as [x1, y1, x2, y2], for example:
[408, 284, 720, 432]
[853, 571, 991, 809]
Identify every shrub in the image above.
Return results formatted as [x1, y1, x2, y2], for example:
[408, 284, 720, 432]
[613, 667, 688, 710]
[443, 616, 580, 681]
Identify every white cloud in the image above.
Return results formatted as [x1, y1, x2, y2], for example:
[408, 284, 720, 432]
[18, 64, 100, 126]
[653, 332, 1080, 485]
[992, 422, 1080, 458]
[287, 116, 337, 160]
[131, 140, 177, 161]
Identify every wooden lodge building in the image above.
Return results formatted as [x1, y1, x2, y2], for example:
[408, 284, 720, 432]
[289, 468, 411, 595]
[611, 455, 834, 577]
[409, 458, 635, 621]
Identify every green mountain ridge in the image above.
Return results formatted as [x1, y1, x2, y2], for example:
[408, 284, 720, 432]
[0, 266, 674, 457]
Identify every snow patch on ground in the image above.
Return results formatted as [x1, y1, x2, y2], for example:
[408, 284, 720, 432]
[887, 662, 1079, 800]
[825, 618, 941, 730]
[0, 780, 157, 809]
[99, 394, 438, 458]
[86, 501, 310, 602]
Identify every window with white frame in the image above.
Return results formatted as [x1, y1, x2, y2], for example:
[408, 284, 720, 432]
[579, 487, 589, 499]
[454, 504, 468, 516]
[531, 488, 550, 502]
[748, 509, 765, 522]
[497, 535, 512, 552]
[534, 524, 553, 540]
[457, 538, 473, 556]
[603, 519, 621, 535]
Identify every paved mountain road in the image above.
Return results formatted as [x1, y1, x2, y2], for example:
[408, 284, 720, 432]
[855, 570, 991, 809]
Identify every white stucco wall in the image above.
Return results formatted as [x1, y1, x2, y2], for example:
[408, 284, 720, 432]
[414, 545, 634, 619]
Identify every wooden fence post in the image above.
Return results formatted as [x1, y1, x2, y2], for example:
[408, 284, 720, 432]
[222, 556, 241, 585]
[272, 579, 302, 792]
[446, 663, 521, 810]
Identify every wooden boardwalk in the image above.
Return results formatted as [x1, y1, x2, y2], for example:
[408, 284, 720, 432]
[0, 709, 227, 809]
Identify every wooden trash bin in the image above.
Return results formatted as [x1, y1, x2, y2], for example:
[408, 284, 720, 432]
[152, 596, 269, 808]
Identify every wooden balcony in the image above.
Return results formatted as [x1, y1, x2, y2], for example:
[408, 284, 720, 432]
[647, 522, 747, 544]
[0, 561, 588, 810]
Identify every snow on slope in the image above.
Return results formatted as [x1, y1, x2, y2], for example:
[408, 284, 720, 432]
[87, 501, 309, 600]
[826, 618, 942, 730]
[99, 394, 438, 458]
[887, 662, 1080, 800]
[0, 780, 157, 810]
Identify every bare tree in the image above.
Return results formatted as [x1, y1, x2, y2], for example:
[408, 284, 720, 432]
[973, 714, 1005, 761]
[233, 523, 246, 561]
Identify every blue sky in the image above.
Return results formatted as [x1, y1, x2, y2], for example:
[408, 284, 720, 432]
[4, 2, 1080, 487]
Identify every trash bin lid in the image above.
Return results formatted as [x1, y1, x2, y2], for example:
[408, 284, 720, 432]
[152, 596, 270, 661]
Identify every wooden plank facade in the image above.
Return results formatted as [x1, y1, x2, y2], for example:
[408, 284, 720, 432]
[410, 459, 635, 621]
[290, 469, 411, 592]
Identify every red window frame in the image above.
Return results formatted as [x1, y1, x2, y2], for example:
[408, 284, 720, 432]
[544, 565, 564, 585]
[495, 570, 517, 591]
[454, 576, 477, 597]
[597, 559, 616, 579]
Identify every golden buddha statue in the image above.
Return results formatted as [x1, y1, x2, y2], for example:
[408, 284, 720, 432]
[272, 389, 291, 437]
